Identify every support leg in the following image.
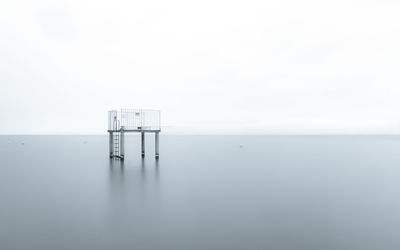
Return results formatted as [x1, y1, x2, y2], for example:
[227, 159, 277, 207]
[141, 132, 145, 158]
[109, 132, 113, 158]
[155, 132, 159, 159]
[120, 127, 125, 160]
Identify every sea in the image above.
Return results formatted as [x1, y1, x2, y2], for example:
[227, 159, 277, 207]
[1, 135, 400, 250]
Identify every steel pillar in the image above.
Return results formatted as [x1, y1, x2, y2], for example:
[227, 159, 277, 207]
[141, 132, 145, 157]
[109, 132, 113, 158]
[120, 127, 125, 160]
[155, 132, 159, 159]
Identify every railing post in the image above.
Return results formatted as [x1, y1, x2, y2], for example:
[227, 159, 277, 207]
[141, 132, 145, 158]
[155, 132, 159, 159]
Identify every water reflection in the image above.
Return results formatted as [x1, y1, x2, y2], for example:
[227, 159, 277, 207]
[140, 158, 145, 180]
[106, 158, 162, 239]
[108, 158, 160, 201]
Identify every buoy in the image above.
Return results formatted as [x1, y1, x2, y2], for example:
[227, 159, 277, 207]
[239, 144, 244, 148]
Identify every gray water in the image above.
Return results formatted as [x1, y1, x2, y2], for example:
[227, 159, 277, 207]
[1, 135, 400, 250]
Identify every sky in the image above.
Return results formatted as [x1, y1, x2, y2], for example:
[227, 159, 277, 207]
[0, 0, 400, 134]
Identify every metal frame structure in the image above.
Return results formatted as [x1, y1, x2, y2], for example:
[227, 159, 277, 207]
[107, 109, 160, 160]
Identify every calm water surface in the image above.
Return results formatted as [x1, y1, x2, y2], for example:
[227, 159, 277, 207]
[1, 135, 400, 250]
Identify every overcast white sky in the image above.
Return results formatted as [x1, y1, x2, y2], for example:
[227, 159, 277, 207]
[1, 0, 400, 134]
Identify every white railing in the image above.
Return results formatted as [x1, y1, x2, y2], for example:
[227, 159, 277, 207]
[108, 109, 160, 131]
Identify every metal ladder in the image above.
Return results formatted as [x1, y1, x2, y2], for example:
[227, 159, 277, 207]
[113, 118, 120, 158]
[113, 132, 120, 157]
